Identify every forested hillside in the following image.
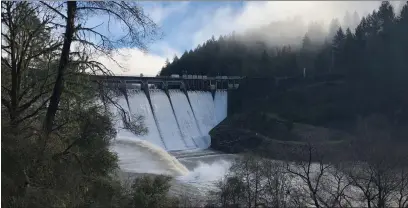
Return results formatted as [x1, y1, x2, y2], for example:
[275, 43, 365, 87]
[162, 1, 408, 124]
[161, 2, 406, 78]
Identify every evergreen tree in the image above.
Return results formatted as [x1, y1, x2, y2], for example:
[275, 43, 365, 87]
[302, 34, 313, 51]
[352, 11, 361, 29]
[328, 18, 341, 40]
[164, 58, 170, 67]
[343, 11, 352, 28]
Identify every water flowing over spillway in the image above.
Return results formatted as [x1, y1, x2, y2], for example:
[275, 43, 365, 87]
[127, 90, 165, 149]
[110, 89, 227, 152]
[187, 91, 217, 135]
[214, 90, 228, 125]
[168, 90, 201, 149]
[149, 90, 186, 151]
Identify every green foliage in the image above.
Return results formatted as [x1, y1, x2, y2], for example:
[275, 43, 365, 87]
[128, 175, 179, 208]
[1, 103, 121, 207]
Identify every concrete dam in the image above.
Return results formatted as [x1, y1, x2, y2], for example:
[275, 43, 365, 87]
[95, 74, 344, 198]
[98, 75, 242, 152]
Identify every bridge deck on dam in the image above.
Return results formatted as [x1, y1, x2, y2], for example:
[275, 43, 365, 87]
[90, 75, 243, 91]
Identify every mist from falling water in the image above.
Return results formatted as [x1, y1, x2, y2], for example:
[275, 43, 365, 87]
[111, 136, 189, 176]
[111, 136, 233, 180]
[111, 135, 234, 199]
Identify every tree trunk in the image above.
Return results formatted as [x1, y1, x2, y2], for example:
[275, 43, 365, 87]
[43, 1, 76, 135]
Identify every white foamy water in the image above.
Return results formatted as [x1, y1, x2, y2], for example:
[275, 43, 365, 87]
[111, 136, 189, 176]
[127, 90, 166, 149]
[150, 90, 186, 151]
[172, 159, 233, 200]
[214, 90, 228, 125]
[168, 90, 200, 149]
[111, 134, 235, 193]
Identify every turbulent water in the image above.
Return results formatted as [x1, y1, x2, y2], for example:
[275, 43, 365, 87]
[109, 89, 232, 200]
[111, 137, 189, 176]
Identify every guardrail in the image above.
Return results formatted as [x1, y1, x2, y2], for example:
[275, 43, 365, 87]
[90, 74, 243, 90]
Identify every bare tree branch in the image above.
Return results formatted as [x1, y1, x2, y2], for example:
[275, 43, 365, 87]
[39, 1, 67, 19]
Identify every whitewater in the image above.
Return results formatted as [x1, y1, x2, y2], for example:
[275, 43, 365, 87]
[109, 89, 235, 199]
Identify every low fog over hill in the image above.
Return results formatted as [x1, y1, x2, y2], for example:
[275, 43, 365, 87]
[225, 1, 405, 49]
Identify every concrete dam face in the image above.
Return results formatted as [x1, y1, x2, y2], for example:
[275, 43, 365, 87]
[110, 89, 228, 152]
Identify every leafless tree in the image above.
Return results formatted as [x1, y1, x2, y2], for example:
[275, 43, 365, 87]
[340, 116, 408, 208]
[212, 116, 408, 208]
[35, 1, 160, 137]
[1, 2, 61, 129]
[2, 1, 158, 135]
[284, 142, 353, 208]
[259, 159, 292, 208]
[210, 154, 293, 208]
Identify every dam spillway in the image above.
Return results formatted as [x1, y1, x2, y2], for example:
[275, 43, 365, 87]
[169, 90, 201, 149]
[127, 90, 165, 149]
[110, 89, 228, 152]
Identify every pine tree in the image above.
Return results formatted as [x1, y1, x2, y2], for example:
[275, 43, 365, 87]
[332, 27, 346, 48]
[352, 11, 360, 29]
[173, 55, 179, 62]
[332, 27, 346, 72]
[302, 34, 313, 51]
[343, 11, 352, 28]
[328, 18, 341, 40]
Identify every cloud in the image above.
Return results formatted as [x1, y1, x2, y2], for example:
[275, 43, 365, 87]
[96, 48, 167, 76]
[142, 2, 190, 24]
[92, 40, 182, 77]
[153, 41, 182, 59]
[84, 2, 187, 76]
[191, 1, 386, 48]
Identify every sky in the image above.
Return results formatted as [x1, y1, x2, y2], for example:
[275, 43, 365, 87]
[92, 1, 403, 76]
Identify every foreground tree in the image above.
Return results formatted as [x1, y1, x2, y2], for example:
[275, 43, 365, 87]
[1, 1, 161, 207]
